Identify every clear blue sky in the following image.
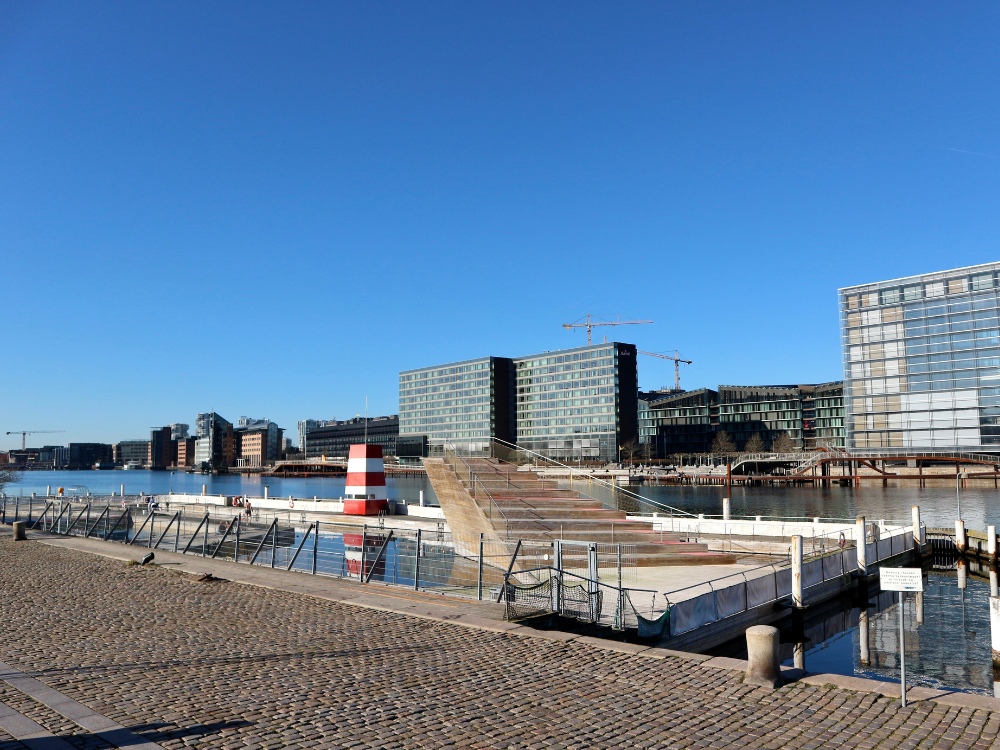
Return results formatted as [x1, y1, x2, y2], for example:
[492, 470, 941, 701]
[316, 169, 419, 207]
[2, 2, 998, 447]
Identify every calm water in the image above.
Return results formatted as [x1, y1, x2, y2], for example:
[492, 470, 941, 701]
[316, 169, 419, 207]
[6, 470, 439, 506]
[715, 566, 997, 696]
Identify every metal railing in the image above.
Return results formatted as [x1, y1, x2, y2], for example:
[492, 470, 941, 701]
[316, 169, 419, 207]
[442, 451, 513, 538]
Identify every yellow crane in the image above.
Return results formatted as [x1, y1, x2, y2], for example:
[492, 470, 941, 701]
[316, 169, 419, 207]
[562, 315, 653, 346]
[637, 350, 692, 392]
[6, 430, 64, 450]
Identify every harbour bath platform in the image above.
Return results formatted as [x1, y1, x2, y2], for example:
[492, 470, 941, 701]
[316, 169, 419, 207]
[0, 528, 998, 749]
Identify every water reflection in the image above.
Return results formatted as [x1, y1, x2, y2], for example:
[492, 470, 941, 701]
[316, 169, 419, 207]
[715, 565, 998, 695]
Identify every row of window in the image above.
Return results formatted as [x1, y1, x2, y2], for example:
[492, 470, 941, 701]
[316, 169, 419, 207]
[843, 271, 999, 310]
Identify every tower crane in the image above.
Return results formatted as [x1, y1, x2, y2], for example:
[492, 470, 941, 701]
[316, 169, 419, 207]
[562, 315, 653, 346]
[6, 430, 64, 450]
[637, 350, 692, 392]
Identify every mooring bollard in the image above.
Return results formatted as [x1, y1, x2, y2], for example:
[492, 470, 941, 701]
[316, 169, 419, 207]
[856, 516, 867, 577]
[956, 519, 968, 554]
[859, 609, 870, 665]
[990, 525, 998, 561]
[12, 521, 26, 541]
[991, 597, 1000, 670]
[745, 625, 782, 688]
[722, 497, 730, 521]
[912, 506, 923, 548]
[791, 535, 804, 609]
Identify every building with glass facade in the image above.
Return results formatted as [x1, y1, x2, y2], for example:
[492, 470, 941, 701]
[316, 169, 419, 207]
[399, 343, 638, 461]
[639, 382, 844, 457]
[514, 343, 637, 461]
[841, 262, 1000, 450]
[398, 356, 516, 448]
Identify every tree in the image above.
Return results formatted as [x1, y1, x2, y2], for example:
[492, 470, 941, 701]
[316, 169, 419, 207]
[711, 431, 736, 454]
[771, 432, 796, 454]
[744, 433, 765, 454]
[619, 439, 640, 464]
[0, 466, 22, 495]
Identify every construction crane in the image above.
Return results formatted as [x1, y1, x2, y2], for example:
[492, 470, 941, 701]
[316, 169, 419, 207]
[637, 350, 692, 392]
[562, 315, 653, 346]
[6, 430, 64, 450]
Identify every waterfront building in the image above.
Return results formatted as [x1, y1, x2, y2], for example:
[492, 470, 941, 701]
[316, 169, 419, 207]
[304, 416, 398, 459]
[399, 357, 516, 450]
[298, 419, 335, 453]
[175, 437, 196, 467]
[194, 413, 235, 470]
[37, 445, 69, 469]
[639, 382, 845, 457]
[513, 343, 638, 461]
[115, 440, 150, 467]
[149, 426, 173, 470]
[234, 418, 283, 467]
[841, 262, 1000, 450]
[68, 443, 113, 470]
[399, 343, 638, 462]
[170, 423, 189, 440]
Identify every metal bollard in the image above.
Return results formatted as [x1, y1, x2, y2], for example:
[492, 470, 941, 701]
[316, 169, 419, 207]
[744, 625, 782, 688]
[956, 520, 968, 554]
[791, 535, 804, 609]
[856, 516, 867, 577]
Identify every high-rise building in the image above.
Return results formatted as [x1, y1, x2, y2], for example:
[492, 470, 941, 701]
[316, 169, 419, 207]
[399, 343, 638, 461]
[841, 262, 1000, 450]
[170, 423, 189, 440]
[234, 418, 283, 467]
[149, 426, 173, 470]
[399, 356, 516, 448]
[194, 413, 234, 470]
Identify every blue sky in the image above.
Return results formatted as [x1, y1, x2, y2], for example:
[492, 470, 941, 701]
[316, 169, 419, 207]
[2, 2, 998, 446]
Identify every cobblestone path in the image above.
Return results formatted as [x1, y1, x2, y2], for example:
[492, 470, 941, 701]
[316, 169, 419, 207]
[0, 538, 997, 749]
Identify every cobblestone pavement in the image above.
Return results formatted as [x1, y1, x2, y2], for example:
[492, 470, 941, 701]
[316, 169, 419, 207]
[0, 538, 998, 750]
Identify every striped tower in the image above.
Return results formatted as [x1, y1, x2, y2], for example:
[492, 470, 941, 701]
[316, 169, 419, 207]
[343, 444, 389, 516]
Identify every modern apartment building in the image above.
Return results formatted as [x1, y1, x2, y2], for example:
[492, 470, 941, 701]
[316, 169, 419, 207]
[399, 356, 516, 448]
[115, 440, 150, 466]
[399, 343, 639, 461]
[304, 416, 398, 459]
[234, 418, 283, 467]
[841, 262, 1000, 450]
[639, 382, 844, 457]
[194, 412, 235, 470]
[514, 343, 637, 461]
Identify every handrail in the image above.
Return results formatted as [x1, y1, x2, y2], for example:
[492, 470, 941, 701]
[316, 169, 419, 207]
[443, 450, 511, 539]
[486, 438, 696, 518]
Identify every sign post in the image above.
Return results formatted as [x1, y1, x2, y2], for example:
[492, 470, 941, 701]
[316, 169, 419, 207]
[880, 567, 924, 707]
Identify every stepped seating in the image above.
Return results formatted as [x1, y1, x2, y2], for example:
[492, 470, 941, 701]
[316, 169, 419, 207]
[445, 456, 735, 566]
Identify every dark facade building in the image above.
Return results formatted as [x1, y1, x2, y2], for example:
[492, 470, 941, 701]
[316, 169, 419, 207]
[305, 416, 399, 459]
[639, 382, 844, 457]
[68, 443, 114, 470]
[149, 427, 173, 470]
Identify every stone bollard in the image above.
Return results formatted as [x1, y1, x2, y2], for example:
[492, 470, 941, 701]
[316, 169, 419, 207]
[12, 521, 26, 541]
[956, 520, 968, 554]
[745, 625, 782, 688]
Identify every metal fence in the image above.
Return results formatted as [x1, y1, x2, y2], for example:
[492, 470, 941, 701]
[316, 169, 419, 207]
[662, 525, 917, 637]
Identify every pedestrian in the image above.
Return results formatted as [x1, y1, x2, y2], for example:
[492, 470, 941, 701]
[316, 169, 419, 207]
[244, 499, 252, 519]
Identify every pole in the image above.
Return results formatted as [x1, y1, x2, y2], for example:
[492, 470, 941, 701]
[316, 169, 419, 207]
[414, 529, 422, 591]
[477, 533, 484, 601]
[899, 591, 906, 707]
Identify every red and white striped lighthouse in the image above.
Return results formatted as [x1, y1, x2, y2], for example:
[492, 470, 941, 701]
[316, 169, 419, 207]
[343, 444, 389, 516]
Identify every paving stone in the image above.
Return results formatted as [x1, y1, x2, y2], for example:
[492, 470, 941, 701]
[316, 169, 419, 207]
[0, 537, 998, 749]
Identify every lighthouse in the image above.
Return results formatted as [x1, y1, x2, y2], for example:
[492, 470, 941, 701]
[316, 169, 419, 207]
[343, 443, 389, 516]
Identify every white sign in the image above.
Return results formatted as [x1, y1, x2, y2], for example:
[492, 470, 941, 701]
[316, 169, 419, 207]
[880, 567, 924, 592]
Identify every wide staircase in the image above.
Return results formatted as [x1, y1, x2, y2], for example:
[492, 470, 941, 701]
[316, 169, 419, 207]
[442, 455, 735, 567]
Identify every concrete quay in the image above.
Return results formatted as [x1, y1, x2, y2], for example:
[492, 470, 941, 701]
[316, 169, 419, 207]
[0, 531, 997, 748]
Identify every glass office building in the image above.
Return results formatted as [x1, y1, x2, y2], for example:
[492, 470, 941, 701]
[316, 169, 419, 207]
[399, 343, 639, 461]
[841, 262, 1000, 450]
[514, 343, 638, 461]
[398, 356, 516, 447]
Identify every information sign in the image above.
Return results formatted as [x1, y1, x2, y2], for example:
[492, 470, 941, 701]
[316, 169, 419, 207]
[880, 567, 924, 592]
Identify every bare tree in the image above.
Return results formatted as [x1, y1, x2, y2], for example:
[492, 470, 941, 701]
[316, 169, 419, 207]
[744, 433, 765, 454]
[0, 466, 22, 495]
[711, 431, 736, 454]
[771, 432, 796, 454]
[619, 439, 640, 464]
